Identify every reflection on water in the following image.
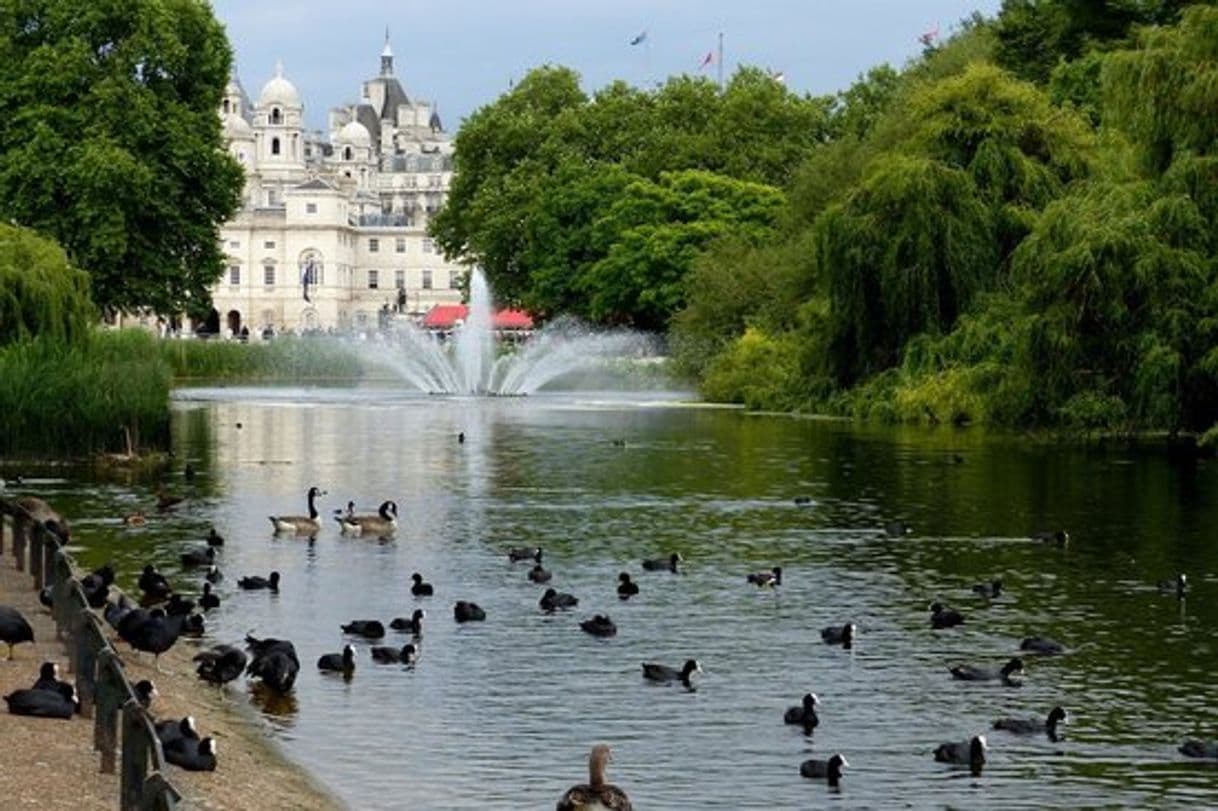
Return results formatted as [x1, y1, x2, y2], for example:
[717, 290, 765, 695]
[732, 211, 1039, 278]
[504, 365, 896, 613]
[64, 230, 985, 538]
[16, 386, 1218, 809]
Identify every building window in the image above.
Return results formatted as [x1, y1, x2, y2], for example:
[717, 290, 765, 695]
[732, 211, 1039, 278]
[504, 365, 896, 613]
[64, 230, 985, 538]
[449, 270, 462, 290]
[266, 189, 278, 206]
[306, 202, 317, 214]
[368, 269, 379, 289]
[300, 253, 324, 286]
[271, 137, 281, 156]
[422, 238, 433, 254]
[405, 176, 417, 188]
[264, 240, 275, 249]
[429, 175, 441, 188]
[394, 270, 405, 289]
[263, 265, 275, 286]
[228, 240, 240, 249]
[343, 146, 353, 161]
[422, 269, 433, 290]
[395, 237, 406, 253]
[228, 266, 241, 285]
[271, 107, 282, 125]
[368, 238, 379, 253]
[222, 100, 230, 113]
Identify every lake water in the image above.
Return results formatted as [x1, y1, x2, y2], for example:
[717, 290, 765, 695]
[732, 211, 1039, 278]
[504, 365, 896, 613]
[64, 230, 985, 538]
[21, 386, 1218, 808]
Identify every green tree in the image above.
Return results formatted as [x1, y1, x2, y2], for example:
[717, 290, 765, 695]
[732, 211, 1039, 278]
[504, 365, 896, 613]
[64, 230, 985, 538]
[0, 223, 94, 345]
[0, 0, 243, 316]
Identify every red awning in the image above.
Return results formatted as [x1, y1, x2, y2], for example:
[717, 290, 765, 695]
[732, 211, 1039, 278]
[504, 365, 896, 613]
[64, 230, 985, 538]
[420, 305, 534, 331]
[492, 309, 534, 330]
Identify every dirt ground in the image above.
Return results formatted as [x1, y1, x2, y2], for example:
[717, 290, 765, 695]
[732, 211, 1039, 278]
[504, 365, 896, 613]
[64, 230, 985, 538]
[0, 534, 345, 810]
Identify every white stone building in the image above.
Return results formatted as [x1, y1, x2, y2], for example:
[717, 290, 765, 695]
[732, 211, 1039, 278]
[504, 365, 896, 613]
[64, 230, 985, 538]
[209, 35, 465, 336]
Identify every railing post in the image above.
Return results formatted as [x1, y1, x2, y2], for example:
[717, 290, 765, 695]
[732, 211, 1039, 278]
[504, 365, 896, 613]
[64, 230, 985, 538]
[42, 528, 58, 590]
[75, 609, 106, 718]
[140, 772, 181, 811]
[30, 522, 44, 588]
[95, 649, 124, 774]
[13, 512, 27, 572]
[0, 509, 7, 556]
[121, 702, 151, 811]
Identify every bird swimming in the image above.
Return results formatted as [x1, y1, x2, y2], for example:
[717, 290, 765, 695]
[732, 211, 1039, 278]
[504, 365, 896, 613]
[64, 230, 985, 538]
[580, 614, 616, 637]
[318, 644, 356, 675]
[371, 643, 418, 665]
[193, 644, 248, 688]
[269, 486, 324, 534]
[237, 571, 280, 591]
[411, 572, 434, 597]
[341, 619, 386, 639]
[1020, 636, 1064, 656]
[540, 589, 579, 612]
[642, 659, 700, 689]
[617, 573, 639, 599]
[930, 602, 966, 629]
[949, 657, 1025, 686]
[244, 635, 300, 693]
[783, 693, 819, 728]
[507, 546, 542, 563]
[746, 566, 782, 588]
[799, 753, 847, 787]
[389, 609, 425, 635]
[556, 743, 632, 811]
[821, 623, 856, 649]
[972, 579, 1003, 599]
[454, 601, 486, 623]
[934, 734, 988, 774]
[528, 562, 553, 583]
[642, 553, 682, 573]
[993, 706, 1068, 741]
[337, 499, 398, 535]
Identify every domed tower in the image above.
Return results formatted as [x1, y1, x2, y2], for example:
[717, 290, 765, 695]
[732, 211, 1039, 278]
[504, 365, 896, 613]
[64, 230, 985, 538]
[334, 119, 375, 189]
[255, 61, 305, 175]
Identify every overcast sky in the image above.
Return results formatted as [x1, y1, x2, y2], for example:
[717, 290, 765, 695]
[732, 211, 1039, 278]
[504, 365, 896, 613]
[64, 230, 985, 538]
[210, 0, 1004, 132]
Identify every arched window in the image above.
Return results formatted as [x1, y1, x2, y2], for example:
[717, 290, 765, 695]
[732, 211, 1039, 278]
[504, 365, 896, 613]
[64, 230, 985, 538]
[299, 250, 324, 288]
[271, 107, 282, 125]
[271, 137, 280, 156]
[222, 99, 230, 113]
[343, 146, 352, 161]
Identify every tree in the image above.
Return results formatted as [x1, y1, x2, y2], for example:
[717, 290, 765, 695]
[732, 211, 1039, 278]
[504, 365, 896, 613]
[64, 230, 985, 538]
[0, 223, 94, 345]
[0, 0, 243, 316]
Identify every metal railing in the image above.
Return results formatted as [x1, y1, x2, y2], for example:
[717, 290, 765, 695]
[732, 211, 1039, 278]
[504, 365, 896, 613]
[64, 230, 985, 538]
[0, 497, 182, 811]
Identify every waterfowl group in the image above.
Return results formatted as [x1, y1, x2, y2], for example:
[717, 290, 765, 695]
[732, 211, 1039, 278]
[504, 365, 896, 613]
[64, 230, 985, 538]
[336, 500, 398, 535]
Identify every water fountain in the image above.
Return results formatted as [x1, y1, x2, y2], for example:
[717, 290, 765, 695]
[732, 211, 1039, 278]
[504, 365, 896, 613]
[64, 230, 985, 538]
[364, 268, 660, 395]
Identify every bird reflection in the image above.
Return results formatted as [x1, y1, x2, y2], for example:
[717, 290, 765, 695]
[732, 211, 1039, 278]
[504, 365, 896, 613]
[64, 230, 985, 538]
[249, 682, 298, 723]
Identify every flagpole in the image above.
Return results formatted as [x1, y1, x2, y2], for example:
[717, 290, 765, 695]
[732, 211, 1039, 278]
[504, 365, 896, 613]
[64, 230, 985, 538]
[717, 31, 724, 90]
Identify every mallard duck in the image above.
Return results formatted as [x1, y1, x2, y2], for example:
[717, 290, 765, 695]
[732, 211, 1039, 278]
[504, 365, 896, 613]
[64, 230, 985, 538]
[337, 499, 397, 535]
[556, 743, 632, 811]
[123, 512, 147, 527]
[268, 486, 324, 534]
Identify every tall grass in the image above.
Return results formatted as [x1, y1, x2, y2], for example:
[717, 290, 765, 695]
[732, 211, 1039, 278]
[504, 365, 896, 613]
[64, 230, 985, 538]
[0, 330, 171, 457]
[159, 338, 365, 382]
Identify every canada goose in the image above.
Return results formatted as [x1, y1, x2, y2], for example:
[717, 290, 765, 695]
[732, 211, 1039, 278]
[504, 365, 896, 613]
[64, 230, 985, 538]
[337, 499, 398, 535]
[268, 486, 324, 534]
[556, 743, 633, 810]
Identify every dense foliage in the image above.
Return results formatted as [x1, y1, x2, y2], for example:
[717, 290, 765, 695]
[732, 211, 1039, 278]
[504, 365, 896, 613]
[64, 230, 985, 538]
[0, 0, 243, 316]
[0, 223, 94, 345]
[438, 2, 1218, 436]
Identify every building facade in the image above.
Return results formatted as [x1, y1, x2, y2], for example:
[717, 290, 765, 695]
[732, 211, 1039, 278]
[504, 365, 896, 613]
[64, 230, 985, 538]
[211, 35, 465, 336]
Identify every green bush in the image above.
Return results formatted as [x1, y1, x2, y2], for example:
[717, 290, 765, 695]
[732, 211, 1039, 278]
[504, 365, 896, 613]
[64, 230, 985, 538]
[0, 223, 95, 345]
[701, 328, 804, 410]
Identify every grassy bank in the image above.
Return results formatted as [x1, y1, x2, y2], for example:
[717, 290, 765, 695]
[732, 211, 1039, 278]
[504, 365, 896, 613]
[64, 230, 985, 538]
[0, 330, 171, 457]
[159, 337, 365, 382]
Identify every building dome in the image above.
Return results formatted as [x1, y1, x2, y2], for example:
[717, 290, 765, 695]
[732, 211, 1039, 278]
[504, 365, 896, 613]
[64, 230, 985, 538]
[223, 113, 254, 139]
[259, 62, 300, 108]
[337, 120, 372, 147]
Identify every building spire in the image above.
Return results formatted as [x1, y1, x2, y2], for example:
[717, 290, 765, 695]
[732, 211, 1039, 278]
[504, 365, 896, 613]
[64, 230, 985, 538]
[275, 59, 284, 78]
[380, 28, 394, 76]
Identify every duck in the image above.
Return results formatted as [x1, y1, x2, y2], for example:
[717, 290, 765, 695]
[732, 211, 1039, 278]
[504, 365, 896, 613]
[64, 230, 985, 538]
[972, 579, 1003, 599]
[507, 546, 542, 563]
[317, 644, 356, 675]
[642, 659, 700, 688]
[799, 753, 847, 787]
[0, 605, 35, 659]
[454, 601, 486, 623]
[821, 623, 856, 649]
[341, 619, 386, 639]
[134, 679, 158, 709]
[155, 715, 198, 747]
[179, 546, 215, 567]
[371, 643, 418, 665]
[205, 565, 223, 584]
[930, 602, 966, 629]
[783, 693, 819, 728]
[528, 562, 553, 583]
[642, 553, 682, 573]
[32, 661, 73, 698]
[237, 571, 280, 591]
[244, 635, 300, 693]
[1179, 740, 1218, 759]
[81, 564, 113, 608]
[457, 431, 465, 444]
[193, 644, 248, 688]
[617, 573, 639, 600]
[949, 657, 1025, 685]
[1031, 529, 1069, 546]
[337, 499, 398, 535]
[410, 572, 434, 597]
[268, 486, 324, 534]
[138, 565, 172, 602]
[205, 527, 225, 547]
[1158, 573, 1187, 599]
[389, 609, 425, 635]
[198, 583, 220, 612]
[164, 736, 217, 772]
[746, 566, 782, 588]
[333, 500, 355, 520]
[118, 610, 191, 672]
[165, 593, 197, 616]
[883, 521, 912, 538]
[123, 512, 148, 527]
[934, 734, 988, 774]
[556, 743, 632, 811]
[1020, 636, 1064, 656]
[580, 614, 616, 637]
[793, 496, 813, 507]
[540, 589, 579, 612]
[993, 706, 1067, 741]
[155, 488, 184, 512]
[4, 685, 78, 718]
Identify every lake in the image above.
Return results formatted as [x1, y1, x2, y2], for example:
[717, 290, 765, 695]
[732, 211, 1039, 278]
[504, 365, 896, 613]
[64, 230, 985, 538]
[26, 386, 1218, 808]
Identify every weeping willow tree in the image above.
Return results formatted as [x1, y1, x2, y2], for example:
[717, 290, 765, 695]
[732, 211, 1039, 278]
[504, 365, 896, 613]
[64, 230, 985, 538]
[819, 155, 997, 384]
[0, 223, 94, 345]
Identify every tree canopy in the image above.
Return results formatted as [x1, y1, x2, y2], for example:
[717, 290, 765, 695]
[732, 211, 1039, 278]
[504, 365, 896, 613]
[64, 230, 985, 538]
[0, 222, 94, 345]
[0, 0, 243, 316]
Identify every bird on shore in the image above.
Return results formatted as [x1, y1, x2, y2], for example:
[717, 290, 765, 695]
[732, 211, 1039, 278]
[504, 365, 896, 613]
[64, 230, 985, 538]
[642, 659, 701, 689]
[1020, 636, 1065, 656]
[0, 605, 35, 659]
[1158, 573, 1187, 599]
[337, 499, 398, 535]
[138, 565, 172, 602]
[318, 644, 356, 675]
[930, 602, 966, 629]
[156, 715, 198, 748]
[799, 753, 848, 787]
[784, 693, 820, 728]
[4, 685, 78, 718]
[238, 571, 280, 591]
[410, 573, 434, 597]
[950, 657, 1025, 686]
[821, 623, 856, 649]
[134, 680, 158, 709]
[642, 553, 682, 573]
[994, 706, 1068, 741]
[540, 589, 579, 612]
[341, 619, 386, 639]
[389, 609, 425, 635]
[746, 566, 782, 588]
[165, 736, 218, 771]
[934, 734, 988, 774]
[556, 743, 632, 811]
[81, 564, 113, 608]
[617, 573, 639, 600]
[269, 486, 324, 534]
[118, 609, 191, 672]
[508, 546, 542, 564]
[194, 644, 248, 688]
[454, 601, 486, 623]
[580, 614, 616, 637]
[371, 643, 418, 665]
[972, 579, 1003, 599]
[244, 635, 300, 693]
[528, 562, 553, 583]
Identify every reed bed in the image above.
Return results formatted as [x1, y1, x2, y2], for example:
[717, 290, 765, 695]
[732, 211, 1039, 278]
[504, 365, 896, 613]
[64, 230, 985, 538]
[158, 337, 365, 382]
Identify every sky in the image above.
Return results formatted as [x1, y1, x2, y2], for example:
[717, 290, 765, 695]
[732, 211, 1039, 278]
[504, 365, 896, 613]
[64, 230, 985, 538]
[210, 0, 1004, 132]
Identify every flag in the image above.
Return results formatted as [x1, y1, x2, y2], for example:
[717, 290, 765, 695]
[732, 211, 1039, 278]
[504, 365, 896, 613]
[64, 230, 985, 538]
[918, 25, 940, 47]
[698, 50, 714, 70]
[301, 259, 313, 303]
[630, 30, 647, 46]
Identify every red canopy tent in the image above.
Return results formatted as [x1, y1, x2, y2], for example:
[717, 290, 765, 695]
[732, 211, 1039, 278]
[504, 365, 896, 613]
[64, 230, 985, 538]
[420, 305, 534, 331]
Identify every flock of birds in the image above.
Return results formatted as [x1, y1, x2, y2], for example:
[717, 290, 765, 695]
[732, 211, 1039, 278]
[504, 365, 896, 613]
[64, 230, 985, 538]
[0, 473, 1214, 807]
